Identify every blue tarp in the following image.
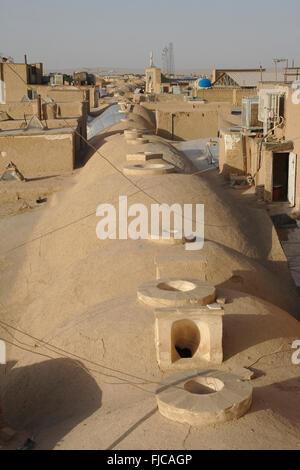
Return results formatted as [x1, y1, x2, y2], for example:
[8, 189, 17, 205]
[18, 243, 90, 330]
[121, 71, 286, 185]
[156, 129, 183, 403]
[174, 138, 219, 171]
[87, 104, 126, 140]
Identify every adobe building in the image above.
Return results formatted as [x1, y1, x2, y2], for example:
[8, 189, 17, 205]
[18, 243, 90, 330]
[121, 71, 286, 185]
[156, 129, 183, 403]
[212, 68, 281, 86]
[145, 67, 162, 94]
[39, 87, 99, 112]
[0, 60, 43, 103]
[0, 98, 88, 153]
[212, 69, 286, 90]
[191, 68, 285, 106]
[193, 84, 257, 106]
[151, 101, 233, 140]
[219, 83, 300, 211]
[0, 58, 92, 166]
[145, 61, 195, 96]
[0, 57, 99, 112]
[0, 125, 76, 178]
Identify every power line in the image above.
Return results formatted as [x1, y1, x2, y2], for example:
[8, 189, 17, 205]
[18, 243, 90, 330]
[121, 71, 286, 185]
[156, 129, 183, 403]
[0, 313, 185, 392]
[0, 64, 232, 260]
[0, 334, 155, 395]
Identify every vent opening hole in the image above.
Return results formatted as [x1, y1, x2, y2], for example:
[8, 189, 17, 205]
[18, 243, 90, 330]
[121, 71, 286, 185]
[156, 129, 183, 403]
[175, 345, 192, 358]
[171, 319, 200, 363]
[157, 280, 196, 292]
[184, 377, 224, 395]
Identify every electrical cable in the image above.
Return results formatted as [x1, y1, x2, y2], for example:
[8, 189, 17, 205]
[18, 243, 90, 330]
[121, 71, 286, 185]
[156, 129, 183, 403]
[0, 63, 232, 258]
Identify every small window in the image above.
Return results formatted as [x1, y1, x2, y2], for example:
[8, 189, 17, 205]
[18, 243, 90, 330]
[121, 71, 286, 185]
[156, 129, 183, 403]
[27, 89, 38, 100]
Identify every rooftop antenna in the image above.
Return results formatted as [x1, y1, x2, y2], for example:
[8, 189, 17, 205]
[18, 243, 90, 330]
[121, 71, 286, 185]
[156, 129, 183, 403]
[273, 58, 288, 80]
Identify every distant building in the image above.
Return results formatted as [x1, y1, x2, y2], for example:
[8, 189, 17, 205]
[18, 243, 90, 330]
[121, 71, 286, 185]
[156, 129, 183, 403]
[212, 69, 265, 83]
[145, 66, 162, 94]
[0, 60, 43, 103]
[73, 72, 95, 86]
[212, 69, 285, 88]
[50, 73, 64, 86]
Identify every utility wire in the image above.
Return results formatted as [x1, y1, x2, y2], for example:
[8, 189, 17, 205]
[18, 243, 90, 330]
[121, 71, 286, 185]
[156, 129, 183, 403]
[0, 63, 232, 258]
[0, 64, 294, 393]
[0, 66, 231, 392]
[0, 315, 186, 393]
[0, 334, 156, 396]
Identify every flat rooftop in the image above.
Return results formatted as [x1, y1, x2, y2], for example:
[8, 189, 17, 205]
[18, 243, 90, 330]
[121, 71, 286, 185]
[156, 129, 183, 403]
[0, 127, 75, 137]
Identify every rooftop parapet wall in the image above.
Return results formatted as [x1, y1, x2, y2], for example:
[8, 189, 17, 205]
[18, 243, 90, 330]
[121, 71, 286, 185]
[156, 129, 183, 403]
[155, 103, 232, 140]
[193, 88, 257, 105]
[0, 116, 86, 156]
[154, 94, 185, 102]
[0, 102, 38, 120]
[0, 117, 80, 130]
[0, 100, 87, 120]
[0, 129, 75, 178]
[56, 100, 88, 119]
[46, 88, 87, 103]
[0, 83, 93, 113]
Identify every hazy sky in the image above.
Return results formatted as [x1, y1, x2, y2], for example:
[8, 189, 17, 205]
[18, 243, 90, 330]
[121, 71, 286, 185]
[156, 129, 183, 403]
[2, 0, 300, 72]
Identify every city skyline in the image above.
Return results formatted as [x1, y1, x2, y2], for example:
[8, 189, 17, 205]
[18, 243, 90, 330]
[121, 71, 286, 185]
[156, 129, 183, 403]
[2, 0, 300, 71]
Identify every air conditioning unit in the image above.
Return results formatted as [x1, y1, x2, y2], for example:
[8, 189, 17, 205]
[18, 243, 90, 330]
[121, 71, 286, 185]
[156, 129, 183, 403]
[258, 89, 284, 124]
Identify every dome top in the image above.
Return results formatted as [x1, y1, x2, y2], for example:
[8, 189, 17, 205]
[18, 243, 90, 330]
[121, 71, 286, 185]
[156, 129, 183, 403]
[198, 78, 212, 88]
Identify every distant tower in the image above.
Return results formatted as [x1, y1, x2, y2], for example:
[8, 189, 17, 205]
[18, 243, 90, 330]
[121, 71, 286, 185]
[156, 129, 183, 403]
[161, 43, 175, 75]
[168, 42, 175, 75]
[162, 46, 168, 74]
